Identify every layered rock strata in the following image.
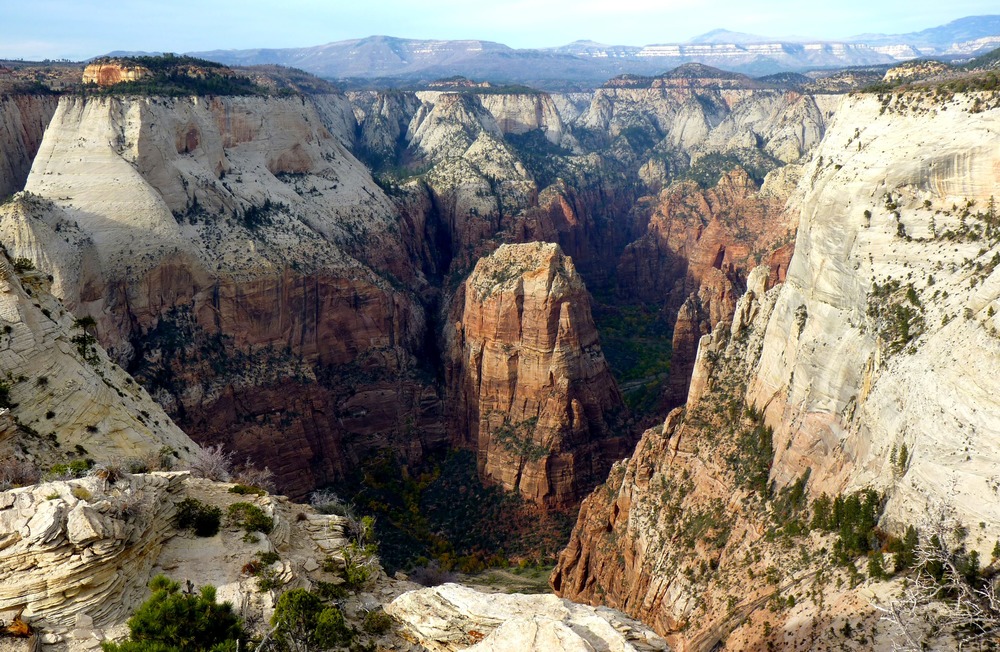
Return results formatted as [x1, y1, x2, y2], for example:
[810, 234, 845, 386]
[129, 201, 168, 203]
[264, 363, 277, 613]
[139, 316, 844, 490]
[447, 242, 627, 507]
[0, 94, 442, 499]
[0, 472, 399, 648]
[0, 245, 197, 470]
[552, 90, 1000, 650]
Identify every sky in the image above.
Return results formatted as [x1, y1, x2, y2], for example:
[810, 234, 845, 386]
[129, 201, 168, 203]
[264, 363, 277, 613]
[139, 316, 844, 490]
[3, 0, 999, 61]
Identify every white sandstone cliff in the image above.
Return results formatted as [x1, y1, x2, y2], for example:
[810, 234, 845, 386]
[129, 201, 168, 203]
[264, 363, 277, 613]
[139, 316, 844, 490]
[746, 91, 1000, 543]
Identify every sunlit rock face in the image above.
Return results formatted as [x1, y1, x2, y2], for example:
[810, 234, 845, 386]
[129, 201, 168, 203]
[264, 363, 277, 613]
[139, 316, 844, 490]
[0, 93, 443, 499]
[447, 242, 627, 508]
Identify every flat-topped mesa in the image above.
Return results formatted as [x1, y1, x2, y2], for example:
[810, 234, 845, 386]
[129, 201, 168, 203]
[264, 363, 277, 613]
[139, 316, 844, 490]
[447, 242, 628, 509]
[82, 60, 152, 86]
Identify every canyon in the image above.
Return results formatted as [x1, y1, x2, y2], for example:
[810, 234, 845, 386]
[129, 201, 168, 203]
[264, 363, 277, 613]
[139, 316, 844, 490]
[1, 50, 999, 651]
[1, 64, 831, 506]
[552, 87, 1000, 650]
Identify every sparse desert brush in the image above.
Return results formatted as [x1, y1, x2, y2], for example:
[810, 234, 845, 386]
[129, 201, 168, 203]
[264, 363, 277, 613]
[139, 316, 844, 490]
[231, 457, 275, 493]
[310, 488, 351, 516]
[89, 459, 129, 485]
[186, 443, 232, 482]
[104, 489, 146, 520]
[0, 455, 40, 489]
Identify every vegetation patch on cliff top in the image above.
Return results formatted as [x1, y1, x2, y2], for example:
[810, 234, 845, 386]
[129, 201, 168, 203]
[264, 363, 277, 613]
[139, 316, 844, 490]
[81, 55, 270, 97]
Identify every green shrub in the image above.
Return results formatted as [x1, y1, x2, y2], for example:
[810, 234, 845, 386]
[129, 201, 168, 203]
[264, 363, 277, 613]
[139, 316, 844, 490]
[228, 484, 266, 496]
[176, 498, 222, 537]
[227, 502, 273, 534]
[272, 588, 353, 649]
[255, 567, 283, 592]
[48, 458, 94, 479]
[101, 575, 242, 652]
[362, 608, 394, 635]
[12, 258, 34, 272]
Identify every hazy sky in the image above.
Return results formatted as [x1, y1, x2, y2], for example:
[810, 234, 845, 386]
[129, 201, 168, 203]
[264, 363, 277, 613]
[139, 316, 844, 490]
[3, 0, 998, 61]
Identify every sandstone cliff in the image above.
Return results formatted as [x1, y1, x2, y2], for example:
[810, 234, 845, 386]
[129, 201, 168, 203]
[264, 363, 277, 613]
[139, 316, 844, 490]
[552, 90, 1000, 651]
[0, 94, 58, 197]
[0, 79, 843, 509]
[577, 87, 838, 168]
[551, 271, 914, 651]
[0, 93, 443, 499]
[617, 167, 794, 407]
[0, 241, 197, 472]
[748, 91, 1000, 536]
[81, 62, 151, 87]
[447, 243, 627, 508]
[477, 92, 575, 149]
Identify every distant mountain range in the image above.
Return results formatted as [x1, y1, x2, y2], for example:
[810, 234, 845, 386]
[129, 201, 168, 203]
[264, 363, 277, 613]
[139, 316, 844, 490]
[142, 15, 1000, 87]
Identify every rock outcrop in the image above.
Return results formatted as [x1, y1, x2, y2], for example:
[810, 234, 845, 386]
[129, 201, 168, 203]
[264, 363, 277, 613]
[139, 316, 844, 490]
[81, 62, 151, 87]
[447, 242, 627, 507]
[0, 471, 405, 648]
[387, 583, 668, 652]
[0, 94, 58, 197]
[0, 243, 197, 472]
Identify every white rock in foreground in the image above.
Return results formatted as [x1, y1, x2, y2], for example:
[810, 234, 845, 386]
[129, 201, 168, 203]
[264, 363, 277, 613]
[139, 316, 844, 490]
[387, 583, 668, 652]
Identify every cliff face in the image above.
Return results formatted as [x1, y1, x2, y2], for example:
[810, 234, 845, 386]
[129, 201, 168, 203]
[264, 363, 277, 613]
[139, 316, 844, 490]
[0, 94, 58, 197]
[81, 62, 151, 86]
[0, 240, 197, 472]
[0, 94, 443, 499]
[348, 85, 835, 283]
[447, 243, 627, 508]
[552, 91, 1000, 650]
[578, 87, 836, 166]
[551, 271, 906, 651]
[618, 167, 794, 407]
[748, 92, 1000, 533]
[478, 92, 574, 147]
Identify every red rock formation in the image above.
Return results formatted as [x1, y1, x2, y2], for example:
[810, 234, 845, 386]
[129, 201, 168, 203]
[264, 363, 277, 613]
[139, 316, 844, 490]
[81, 62, 151, 87]
[617, 168, 793, 407]
[662, 269, 740, 405]
[510, 179, 641, 289]
[447, 242, 628, 508]
[121, 263, 446, 499]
